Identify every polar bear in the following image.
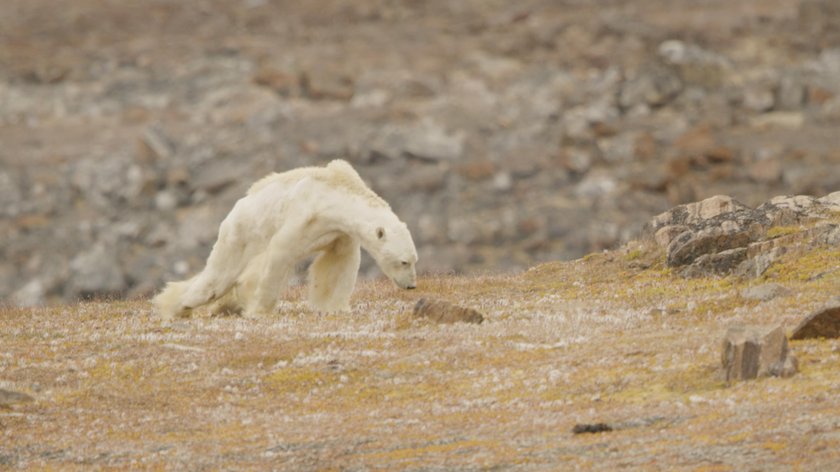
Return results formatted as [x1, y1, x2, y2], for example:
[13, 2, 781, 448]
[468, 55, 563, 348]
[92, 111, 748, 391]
[153, 159, 418, 319]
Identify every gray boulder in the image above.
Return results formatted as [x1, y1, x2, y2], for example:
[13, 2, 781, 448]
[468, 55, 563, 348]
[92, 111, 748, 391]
[647, 193, 840, 277]
[722, 324, 798, 382]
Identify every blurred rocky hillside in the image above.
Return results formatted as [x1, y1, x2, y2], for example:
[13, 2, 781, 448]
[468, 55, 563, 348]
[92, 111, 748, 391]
[1, 0, 839, 305]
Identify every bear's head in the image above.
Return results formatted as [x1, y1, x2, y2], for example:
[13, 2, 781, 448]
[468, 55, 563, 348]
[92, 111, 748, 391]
[368, 221, 418, 290]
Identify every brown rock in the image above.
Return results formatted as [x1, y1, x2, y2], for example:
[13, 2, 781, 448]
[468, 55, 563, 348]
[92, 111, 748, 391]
[413, 298, 484, 324]
[253, 67, 297, 97]
[458, 161, 497, 181]
[791, 300, 840, 340]
[300, 69, 355, 101]
[706, 146, 735, 163]
[573, 423, 613, 434]
[166, 165, 190, 187]
[808, 86, 834, 106]
[722, 324, 798, 382]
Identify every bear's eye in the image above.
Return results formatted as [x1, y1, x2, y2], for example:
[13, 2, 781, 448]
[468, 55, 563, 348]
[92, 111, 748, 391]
[376, 227, 385, 239]
[401, 261, 410, 266]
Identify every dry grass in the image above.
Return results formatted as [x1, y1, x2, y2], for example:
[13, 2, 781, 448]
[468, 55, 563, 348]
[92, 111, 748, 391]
[2, 242, 840, 470]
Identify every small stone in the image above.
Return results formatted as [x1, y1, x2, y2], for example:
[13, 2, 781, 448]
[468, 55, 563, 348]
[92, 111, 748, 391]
[722, 324, 798, 382]
[300, 68, 355, 101]
[558, 148, 593, 174]
[743, 85, 776, 112]
[572, 423, 613, 434]
[741, 283, 791, 302]
[155, 190, 178, 212]
[492, 172, 513, 192]
[457, 161, 497, 181]
[253, 67, 297, 97]
[618, 64, 682, 109]
[0, 388, 34, 408]
[166, 165, 190, 187]
[791, 300, 840, 340]
[412, 298, 484, 324]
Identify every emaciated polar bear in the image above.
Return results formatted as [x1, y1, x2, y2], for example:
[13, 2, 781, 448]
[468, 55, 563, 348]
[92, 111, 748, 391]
[153, 159, 418, 319]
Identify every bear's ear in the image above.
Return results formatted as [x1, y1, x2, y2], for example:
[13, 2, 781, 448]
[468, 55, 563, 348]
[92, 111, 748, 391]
[376, 227, 385, 240]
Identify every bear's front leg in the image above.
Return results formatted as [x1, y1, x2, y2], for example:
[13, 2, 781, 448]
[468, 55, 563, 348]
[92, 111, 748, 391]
[308, 235, 361, 312]
[244, 224, 304, 318]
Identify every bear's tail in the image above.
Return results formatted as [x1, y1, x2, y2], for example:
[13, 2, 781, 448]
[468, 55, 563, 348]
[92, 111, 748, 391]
[152, 278, 195, 320]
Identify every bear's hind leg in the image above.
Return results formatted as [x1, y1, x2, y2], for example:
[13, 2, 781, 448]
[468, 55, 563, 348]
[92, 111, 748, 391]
[181, 231, 249, 310]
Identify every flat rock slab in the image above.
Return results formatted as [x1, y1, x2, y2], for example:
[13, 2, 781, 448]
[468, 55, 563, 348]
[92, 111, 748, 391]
[413, 298, 484, 324]
[791, 301, 840, 340]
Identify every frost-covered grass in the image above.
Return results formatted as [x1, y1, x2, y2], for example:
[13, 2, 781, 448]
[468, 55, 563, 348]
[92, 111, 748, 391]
[2, 243, 840, 469]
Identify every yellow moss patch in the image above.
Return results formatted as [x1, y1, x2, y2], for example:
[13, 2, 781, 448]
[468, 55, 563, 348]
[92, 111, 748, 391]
[762, 441, 787, 452]
[761, 247, 840, 283]
[766, 226, 802, 239]
[262, 366, 341, 395]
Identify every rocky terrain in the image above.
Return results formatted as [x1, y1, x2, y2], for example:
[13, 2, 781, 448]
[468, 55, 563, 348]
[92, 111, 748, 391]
[2, 192, 839, 469]
[2, 0, 840, 304]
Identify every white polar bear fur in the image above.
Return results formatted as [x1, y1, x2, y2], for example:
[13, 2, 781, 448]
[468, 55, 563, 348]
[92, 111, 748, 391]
[153, 159, 418, 320]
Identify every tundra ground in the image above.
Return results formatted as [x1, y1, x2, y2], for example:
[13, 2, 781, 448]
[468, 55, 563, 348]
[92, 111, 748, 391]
[2, 241, 839, 470]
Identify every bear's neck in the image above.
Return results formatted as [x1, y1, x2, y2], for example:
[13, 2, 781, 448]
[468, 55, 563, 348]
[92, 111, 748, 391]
[317, 192, 389, 252]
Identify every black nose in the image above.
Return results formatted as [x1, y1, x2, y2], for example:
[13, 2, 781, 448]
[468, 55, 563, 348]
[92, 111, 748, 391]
[406, 284, 416, 290]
